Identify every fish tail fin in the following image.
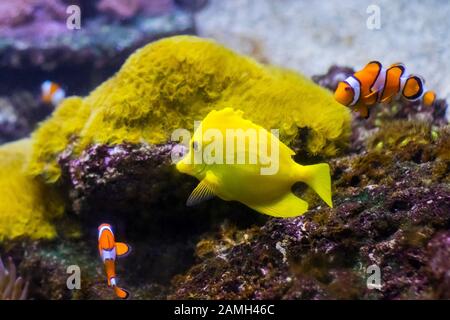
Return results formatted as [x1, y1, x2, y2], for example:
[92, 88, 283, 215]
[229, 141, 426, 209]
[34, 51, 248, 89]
[114, 286, 130, 299]
[422, 90, 436, 107]
[298, 163, 333, 208]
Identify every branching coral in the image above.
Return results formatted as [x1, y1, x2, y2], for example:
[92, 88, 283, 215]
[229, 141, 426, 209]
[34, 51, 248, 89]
[0, 256, 28, 300]
[29, 35, 351, 182]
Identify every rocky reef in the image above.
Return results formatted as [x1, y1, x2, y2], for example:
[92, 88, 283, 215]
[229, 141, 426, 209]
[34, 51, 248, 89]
[0, 36, 449, 300]
[0, 0, 196, 71]
[166, 67, 450, 299]
[170, 120, 450, 299]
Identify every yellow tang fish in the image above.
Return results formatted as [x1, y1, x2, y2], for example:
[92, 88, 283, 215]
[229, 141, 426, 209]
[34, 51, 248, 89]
[176, 108, 333, 218]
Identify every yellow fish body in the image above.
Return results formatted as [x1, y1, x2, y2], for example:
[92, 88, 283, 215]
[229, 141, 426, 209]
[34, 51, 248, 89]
[176, 108, 333, 218]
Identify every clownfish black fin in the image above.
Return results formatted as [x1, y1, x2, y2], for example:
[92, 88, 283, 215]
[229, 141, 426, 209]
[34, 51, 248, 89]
[364, 61, 382, 71]
[402, 75, 424, 100]
[358, 105, 370, 119]
[115, 242, 131, 257]
[389, 62, 406, 70]
[114, 286, 130, 300]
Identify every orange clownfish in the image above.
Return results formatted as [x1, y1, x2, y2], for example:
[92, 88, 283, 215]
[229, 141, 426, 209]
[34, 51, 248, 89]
[334, 61, 436, 118]
[98, 223, 131, 299]
[40, 80, 65, 107]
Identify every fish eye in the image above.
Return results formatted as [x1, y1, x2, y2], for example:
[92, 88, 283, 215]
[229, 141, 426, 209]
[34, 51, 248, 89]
[345, 87, 351, 91]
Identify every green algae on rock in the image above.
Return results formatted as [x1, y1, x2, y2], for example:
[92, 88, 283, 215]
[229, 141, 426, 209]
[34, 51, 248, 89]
[29, 35, 351, 183]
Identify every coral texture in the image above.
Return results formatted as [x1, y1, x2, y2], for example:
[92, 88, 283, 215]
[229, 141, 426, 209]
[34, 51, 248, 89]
[0, 1, 195, 70]
[0, 139, 63, 241]
[29, 35, 351, 182]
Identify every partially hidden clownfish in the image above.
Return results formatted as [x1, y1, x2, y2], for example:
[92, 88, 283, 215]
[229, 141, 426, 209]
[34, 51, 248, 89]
[334, 61, 436, 118]
[40, 80, 66, 107]
[98, 223, 131, 299]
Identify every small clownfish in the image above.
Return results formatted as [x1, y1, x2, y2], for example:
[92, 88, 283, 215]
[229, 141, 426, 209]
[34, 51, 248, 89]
[98, 223, 131, 299]
[334, 61, 437, 118]
[40, 80, 65, 107]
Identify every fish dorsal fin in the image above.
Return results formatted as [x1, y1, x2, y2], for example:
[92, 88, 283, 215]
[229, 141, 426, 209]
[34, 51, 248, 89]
[115, 242, 131, 257]
[354, 61, 382, 95]
[187, 176, 217, 206]
[362, 61, 382, 73]
[389, 62, 406, 70]
[249, 193, 309, 218]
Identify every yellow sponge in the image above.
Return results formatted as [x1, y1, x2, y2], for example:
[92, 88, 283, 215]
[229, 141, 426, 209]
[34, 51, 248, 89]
[0, 139, 64, 241]
[30, 36, 351, 183]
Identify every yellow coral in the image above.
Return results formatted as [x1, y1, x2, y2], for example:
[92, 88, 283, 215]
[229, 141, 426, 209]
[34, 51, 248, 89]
[29, 35, 351, 182]
[0, 139, 64, 241]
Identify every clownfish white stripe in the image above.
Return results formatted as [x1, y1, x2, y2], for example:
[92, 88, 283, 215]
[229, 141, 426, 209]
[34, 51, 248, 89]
[98, 225, 113, 240]
[40, 80, 66, 107]
[41, 80, 52, 93]
[101, 247, 117, 262]
[52, 89, 65, 106]
[372, 67, 386, 93]
[344, 76, 361, 106]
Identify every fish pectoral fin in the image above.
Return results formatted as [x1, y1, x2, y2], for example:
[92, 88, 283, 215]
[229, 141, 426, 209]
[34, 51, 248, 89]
[358, 105, 370, 119]
[364, 90, 378, 99]
[115, 242, 131, 257]
[186, 178, 216, 206]
[364, 90, 379, 105]
[380, 95, 393, 103]
[249, 193, 309, 218]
